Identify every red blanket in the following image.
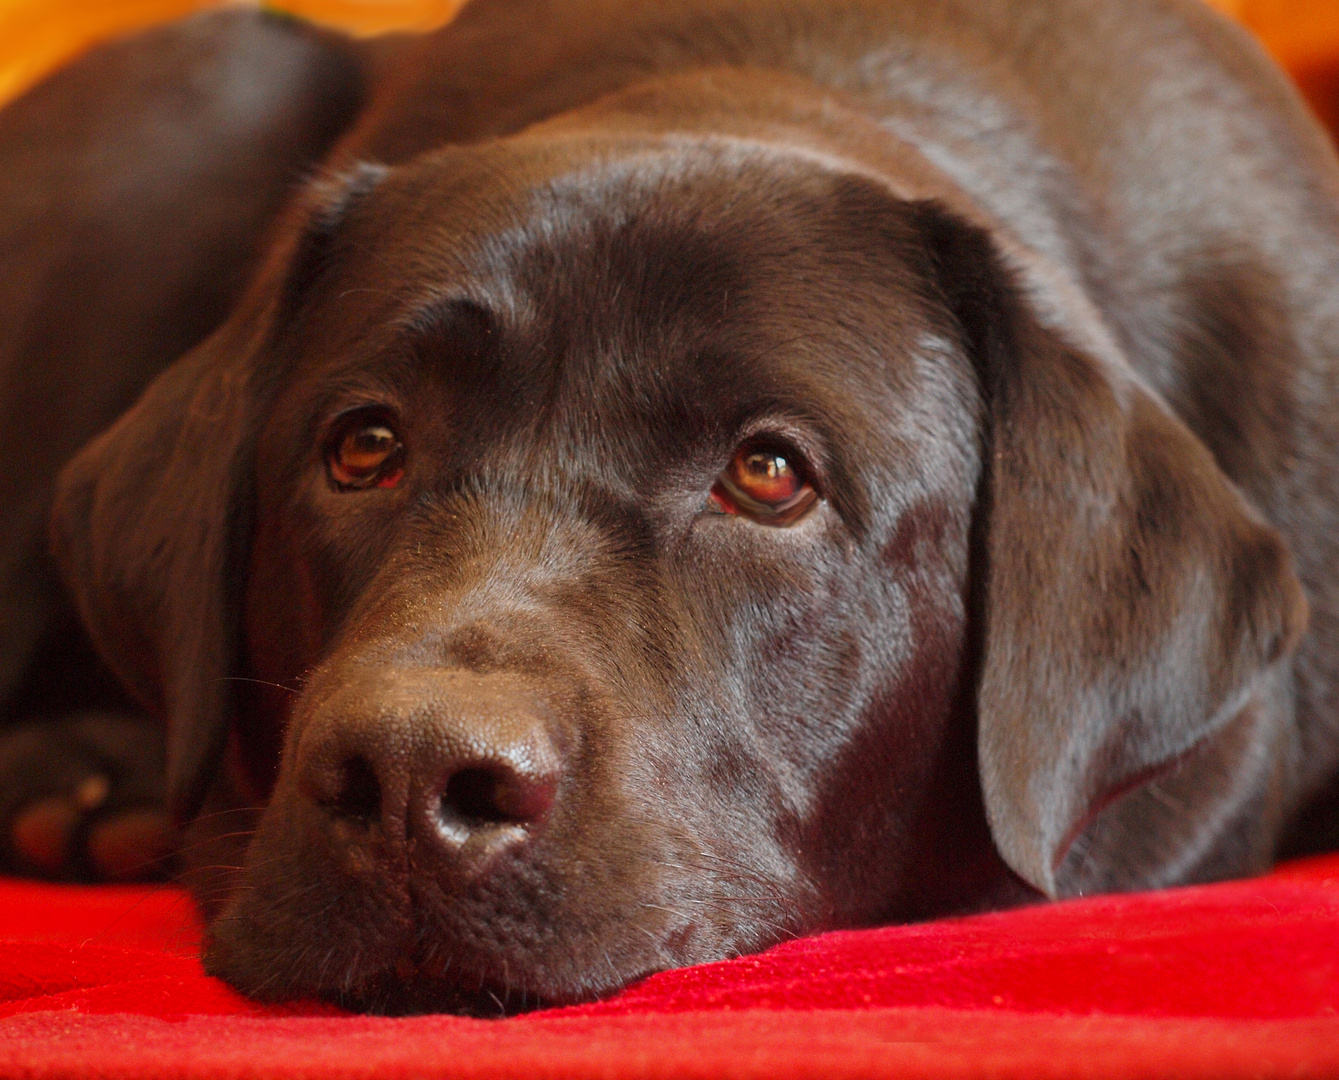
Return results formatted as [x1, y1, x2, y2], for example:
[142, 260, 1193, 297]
[1, 854, 1337, 1079]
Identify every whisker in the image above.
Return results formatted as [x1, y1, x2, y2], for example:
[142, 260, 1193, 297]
[216, 676, 301, 696]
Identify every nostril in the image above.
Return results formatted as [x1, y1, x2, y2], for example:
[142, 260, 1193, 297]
[442, 768, 507, 825]
[439, 766, 555, 828]
[329, 755, 382, 826]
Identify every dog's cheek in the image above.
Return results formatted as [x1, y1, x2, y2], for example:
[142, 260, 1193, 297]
[539, 568, 797, 967]
[617, 678, 819, 960]
[756, 497, 975, 926]
[651, 516, 872, 934]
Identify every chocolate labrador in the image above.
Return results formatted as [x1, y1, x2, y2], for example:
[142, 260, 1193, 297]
[2, 0, 1338, 1015]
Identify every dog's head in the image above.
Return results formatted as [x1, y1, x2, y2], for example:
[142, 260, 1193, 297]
[50, 84, 1306, 1012]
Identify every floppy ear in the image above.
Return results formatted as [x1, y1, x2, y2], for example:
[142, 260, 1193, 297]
[49, 162, 389, 824]
[50, 314, 259, 824]
[911, 202, 1308, 897]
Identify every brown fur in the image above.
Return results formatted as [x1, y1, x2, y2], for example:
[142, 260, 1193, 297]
[1, 0, 1337, 1014]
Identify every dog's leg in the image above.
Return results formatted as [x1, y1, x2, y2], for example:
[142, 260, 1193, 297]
[0, 9, 379, 880]
[0, 713, 170, 881]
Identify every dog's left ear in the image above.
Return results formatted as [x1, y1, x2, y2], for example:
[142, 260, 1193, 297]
[49, 311, 260, 825]
[50, 163, 388, 824]
[909, 201, 1308, 897]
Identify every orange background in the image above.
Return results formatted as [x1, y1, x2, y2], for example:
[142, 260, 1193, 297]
[1, 0, 1338, 135]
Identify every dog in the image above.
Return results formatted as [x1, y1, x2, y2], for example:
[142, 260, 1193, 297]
[2, 0, 1338, 1015]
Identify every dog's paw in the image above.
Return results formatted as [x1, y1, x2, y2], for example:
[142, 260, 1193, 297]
[0, 713, 175, 881]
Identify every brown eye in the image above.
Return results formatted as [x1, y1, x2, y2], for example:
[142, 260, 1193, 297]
[326, 415, 405, 490]
[709, 442, 818, 525]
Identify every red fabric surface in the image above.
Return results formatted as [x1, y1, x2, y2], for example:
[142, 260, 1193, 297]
[1, 856, 1337, 1078]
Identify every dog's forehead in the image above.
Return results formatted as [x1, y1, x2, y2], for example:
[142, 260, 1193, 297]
[286, 134, 954, 470]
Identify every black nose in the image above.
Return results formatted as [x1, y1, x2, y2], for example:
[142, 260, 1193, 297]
[299, 669, 561, 877]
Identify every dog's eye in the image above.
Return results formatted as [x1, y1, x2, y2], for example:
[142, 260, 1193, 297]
[708, 442, 818, 525]
[326, 415, 405, 490]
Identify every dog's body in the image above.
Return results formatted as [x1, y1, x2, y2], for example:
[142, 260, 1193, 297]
[2, 0, 1339, 1013]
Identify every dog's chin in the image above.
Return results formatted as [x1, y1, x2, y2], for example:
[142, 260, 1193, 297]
[240, 960, 642, 1017]
[323, 947, 653, 1016]
[326, 973, 590, 1017]
[204, 921, 659, 1016]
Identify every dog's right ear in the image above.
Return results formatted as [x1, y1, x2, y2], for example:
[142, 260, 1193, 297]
[905, 199, 1307, 898]
[49, 163, 388, 825]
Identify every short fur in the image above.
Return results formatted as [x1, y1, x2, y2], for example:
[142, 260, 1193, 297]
[2, 0, 1338, 1015]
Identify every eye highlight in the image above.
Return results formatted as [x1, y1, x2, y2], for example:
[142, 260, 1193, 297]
[708, 441, 819, 526]
[325, 411, 405, 490]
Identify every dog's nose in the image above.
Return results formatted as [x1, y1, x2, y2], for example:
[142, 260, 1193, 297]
[299, 670, 561, 875]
